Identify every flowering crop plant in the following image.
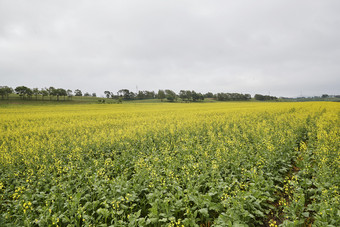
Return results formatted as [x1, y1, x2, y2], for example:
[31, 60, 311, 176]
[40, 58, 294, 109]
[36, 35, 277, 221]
[0, 102, 339, 226]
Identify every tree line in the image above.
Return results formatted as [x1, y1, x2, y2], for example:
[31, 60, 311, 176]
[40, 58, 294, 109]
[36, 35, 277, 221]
[100, 89, 264, 102]
[1, 85, 282, 102]
[0, 86, 97, 101]
[253, 94, 278, 101]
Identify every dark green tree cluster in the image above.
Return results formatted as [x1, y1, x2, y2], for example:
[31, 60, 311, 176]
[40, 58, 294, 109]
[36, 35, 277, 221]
[157, 90, 166, 101]
[104, 88, 206, 102]
[179, 90, 204, 102]
[82, 92, 96, 97]
[41, 87, 69, 101]
[14, 86, 33, 99]
[104, 89, 167, 101]
[0, 86, 14, 99]
[136, 90, 156, 100]
[203, 92, 214, 98]
[216, 93, 251, 101]
[49, 87, 68, 101]
[0, 86, 78, 101]
[74, 89, 82, 96]
[104, 91, 115, 99]
[117, 89, 135, 100]
[254, 94, 278, 101]
[164, 89, 177, 102]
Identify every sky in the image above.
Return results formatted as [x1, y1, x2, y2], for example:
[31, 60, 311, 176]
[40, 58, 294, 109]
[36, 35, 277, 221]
[0, 0, 339, 98]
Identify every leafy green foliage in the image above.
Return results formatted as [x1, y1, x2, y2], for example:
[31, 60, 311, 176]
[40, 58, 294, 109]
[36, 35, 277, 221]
[0, 102, 339, 226]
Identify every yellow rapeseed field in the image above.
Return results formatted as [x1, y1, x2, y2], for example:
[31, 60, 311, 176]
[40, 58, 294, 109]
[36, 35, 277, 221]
[0, 102, 339, 226]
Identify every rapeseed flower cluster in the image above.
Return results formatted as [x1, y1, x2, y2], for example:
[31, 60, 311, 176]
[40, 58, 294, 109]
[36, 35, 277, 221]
[0, 102, 338, 225]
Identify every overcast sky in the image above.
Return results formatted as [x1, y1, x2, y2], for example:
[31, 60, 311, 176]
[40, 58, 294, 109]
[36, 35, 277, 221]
[1, 0, 339, 97]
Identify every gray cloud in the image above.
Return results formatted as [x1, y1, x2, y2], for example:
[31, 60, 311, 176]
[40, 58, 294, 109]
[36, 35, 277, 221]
[1, 0, 339, 97]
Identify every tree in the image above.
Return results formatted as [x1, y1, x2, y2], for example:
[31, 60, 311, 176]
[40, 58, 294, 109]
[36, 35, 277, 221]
[55, 88, 67, 101]
[179, 90, 202, 102]
[14, 86, 25, 99]
[191, 91, 199, 102]
[204, 92, 214, 98]
[15, 86, 32, 99]
[92, 93, 96, 97]
[118, 89, 134, 100]
[0, 87, 6, 99]
[84, 92, 90, 97]
[26, 88, 33, 99]
[157, 90, 166, 101]
[129, 91, 136, 100]
[67, 89, 73, 100]
[137, 91, 145, 100]
[186, 90, 193, 101]
[179, 90, 189, 102]
[0, 86, 13, 99]
[165, 89, 177, 102]
[47, 87, 56, 100]
[254, 94, 277, 101]
[32, 88, 39, 100]
[104, 91, 111, 99]
[136, 90, 156, 100]
[61, 89, 68, 100]
[75, 89, 82, 96]
[200, 93, 205, 101]
[145, 91, 155, 99]
[40, 88, 48, 100]
[216, 92, 251, 101]
[117, 89, 127, 98]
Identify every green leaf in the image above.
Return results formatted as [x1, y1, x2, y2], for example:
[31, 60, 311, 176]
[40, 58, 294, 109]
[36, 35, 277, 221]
[159, 218, 167, 222]
[198, 208, 208, 216]
[117, 210, 124, 215]
[254, 210, 265, 217]
[148, 218, 158, 224]
[168, 216, 176, 222]
[135, 209, 141, 218]
[302, 212, 309, 217]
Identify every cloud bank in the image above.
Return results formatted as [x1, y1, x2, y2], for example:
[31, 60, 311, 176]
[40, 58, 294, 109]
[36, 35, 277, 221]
[1, 0, 339, 97]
